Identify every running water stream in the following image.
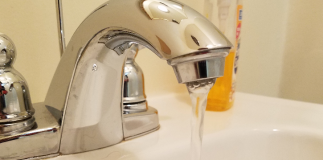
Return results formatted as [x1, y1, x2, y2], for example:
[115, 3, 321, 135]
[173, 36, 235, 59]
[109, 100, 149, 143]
[186, 79, 216, 160]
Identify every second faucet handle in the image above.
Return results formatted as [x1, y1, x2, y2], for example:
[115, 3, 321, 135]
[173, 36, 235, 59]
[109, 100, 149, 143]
[123, 44, 148, 114]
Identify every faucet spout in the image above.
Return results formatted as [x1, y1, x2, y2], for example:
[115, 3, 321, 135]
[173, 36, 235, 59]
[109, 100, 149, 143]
[45, 0, 232, 154]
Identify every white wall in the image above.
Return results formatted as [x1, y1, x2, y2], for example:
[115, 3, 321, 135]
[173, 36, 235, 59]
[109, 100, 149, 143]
[279, 0, 323, 104]
[237, 0, 323, 104]
[236, 0, 289, 97]
[1, 0, 322, 104]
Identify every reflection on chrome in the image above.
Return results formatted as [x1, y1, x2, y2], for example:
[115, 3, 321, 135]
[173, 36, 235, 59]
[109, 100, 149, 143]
[0, 33, 35, 136]
[173, 4, 183, 10]
[0, 0, 232, 159]
[143, 0, 187, 23]
[158, 5, 169, 12]
[123, 44, 148, 115]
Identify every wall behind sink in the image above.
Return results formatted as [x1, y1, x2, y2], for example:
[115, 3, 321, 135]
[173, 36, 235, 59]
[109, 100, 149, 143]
[0, 0, 322, 104]
[237, 0, 323, 104]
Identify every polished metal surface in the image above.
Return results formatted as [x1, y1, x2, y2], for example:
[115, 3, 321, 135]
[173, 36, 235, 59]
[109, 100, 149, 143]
[0, 33, 35, 136]
[58, 37, 125, 154]
[143, 0, 187, 23]
[0, 34, 15, 68]
[0, 103, 60, 160]
[124, 101, 148, 114]
[123, 44, 156, 139]
[123, 45, 146, 103]
[168, 50, 228, 83]
[124, 107, 159, 139]
[56, 0, 66, 56]
[0, 69, 34, 123]
[40, 0, 232, 155]
[0, 116, 35, 136]
[24, 153, 60, 160]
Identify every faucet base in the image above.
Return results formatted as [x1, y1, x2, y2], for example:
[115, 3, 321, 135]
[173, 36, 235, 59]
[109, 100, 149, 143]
[23, 153, 60, 160]
[0, 103, 159, 159]
[123, 106, 159, 140]
[125, 125, 160, 141]
[0, 103, 60, 160]
[0, 116, 36, 136]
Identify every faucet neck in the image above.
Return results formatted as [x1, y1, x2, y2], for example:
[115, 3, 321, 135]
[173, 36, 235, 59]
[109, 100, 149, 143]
[44, 0, 231, 154]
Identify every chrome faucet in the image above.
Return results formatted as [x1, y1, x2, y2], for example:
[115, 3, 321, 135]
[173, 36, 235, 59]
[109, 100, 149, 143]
[0, 0, 232, 159]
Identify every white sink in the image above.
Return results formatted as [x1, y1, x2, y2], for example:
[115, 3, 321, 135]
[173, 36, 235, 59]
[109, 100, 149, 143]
[51, 92, 323, 160]
[202, 129, 323, 160]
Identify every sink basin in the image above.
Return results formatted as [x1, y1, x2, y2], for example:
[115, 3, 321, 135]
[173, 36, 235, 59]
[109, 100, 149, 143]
[201, 129, 323, 160]
[50, 92, 323, 160]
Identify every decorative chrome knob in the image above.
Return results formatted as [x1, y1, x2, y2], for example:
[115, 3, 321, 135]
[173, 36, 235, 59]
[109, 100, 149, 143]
[0, 34, 15, 68]
[0, 33, 35, 136]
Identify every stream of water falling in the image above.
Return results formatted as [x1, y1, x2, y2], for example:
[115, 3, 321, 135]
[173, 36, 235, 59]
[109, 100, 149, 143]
[186, 79, 216, 160]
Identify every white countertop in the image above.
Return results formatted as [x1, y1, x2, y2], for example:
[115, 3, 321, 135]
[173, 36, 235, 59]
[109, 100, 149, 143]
[51, 92, 323, 160]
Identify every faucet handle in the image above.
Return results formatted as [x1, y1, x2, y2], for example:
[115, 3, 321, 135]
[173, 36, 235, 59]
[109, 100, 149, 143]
[0, 33, 15, 68]
[123, 44, 148, 114]
[0, 33, 35, 136]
